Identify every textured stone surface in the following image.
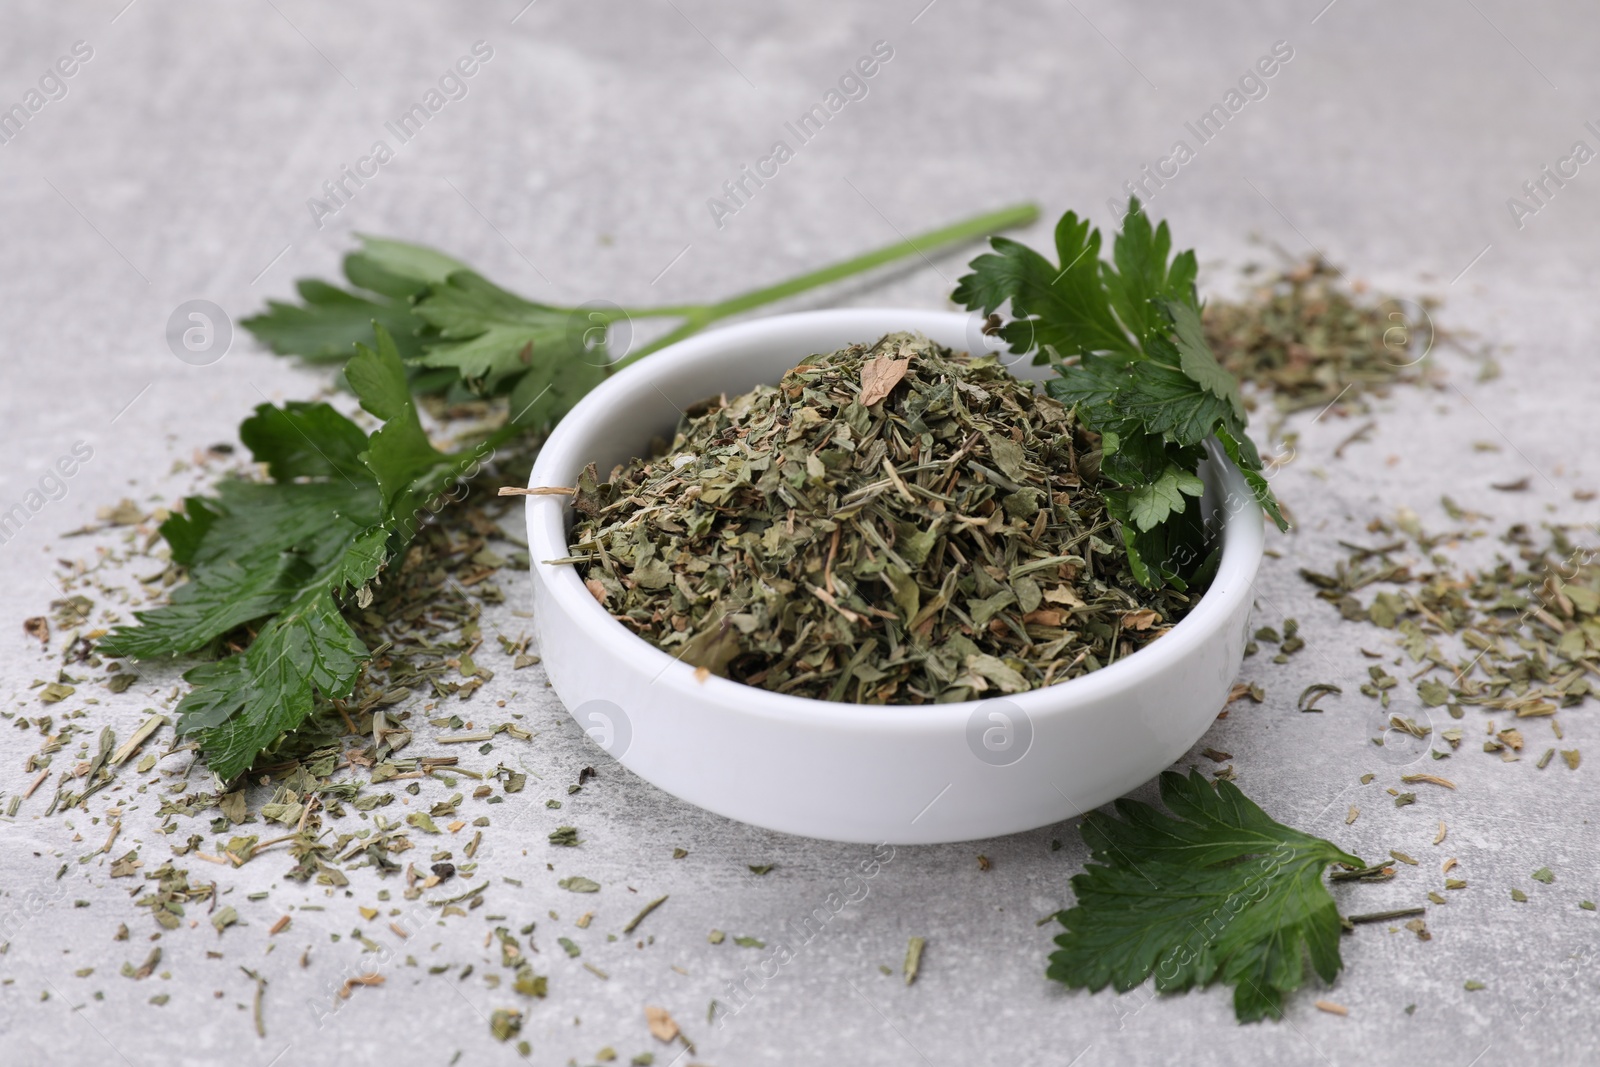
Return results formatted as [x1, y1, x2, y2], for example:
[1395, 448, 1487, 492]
[1, 2, 1597, 1064]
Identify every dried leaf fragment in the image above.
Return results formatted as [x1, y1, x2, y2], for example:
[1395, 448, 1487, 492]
[645, 1004, 680, 1043]
[858, 354, 910, 406]
[489, 1007, 522, 1042]
[338, 974, 385, 999]
[904, 936, 926, 986]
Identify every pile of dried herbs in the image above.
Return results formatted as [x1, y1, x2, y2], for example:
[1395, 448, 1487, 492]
[1203, 256, 1446, 415]
[560, 332, 1192, 703]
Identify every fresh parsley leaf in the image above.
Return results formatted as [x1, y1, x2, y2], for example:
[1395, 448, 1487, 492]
[341, 234, 469, 298]
[97, 479, 381, 661]
[1168, 301, 1245, 423]
[346, 325, 449, 509]
[1048, 770, 1362, 1023]
[1101, 205, 1197, 345]
[409, 271, 573, 385]
[240, 236, 468, 365]
[243, 237, 616, 431]
[1124, 465, 1205, 532]
[175, 555, 379, 778]
[1116, 357, 1238, 448]
[241, 278, 426, 365]
[953, 213, 1136, 361]
[238, 400, 371, 483]
[409, 270, 611, 426]
[955, 198, 1288, 589]
[100, 323, 465, 779]
[1214, 426, 1287, 531]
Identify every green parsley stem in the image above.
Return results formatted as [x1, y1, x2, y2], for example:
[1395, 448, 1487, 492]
[611, 201, 1039, 369]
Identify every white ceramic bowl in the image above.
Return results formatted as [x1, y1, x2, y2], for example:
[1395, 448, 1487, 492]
[525, 309, 1263, 844]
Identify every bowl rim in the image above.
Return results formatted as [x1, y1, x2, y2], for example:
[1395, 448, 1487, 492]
[526, 308, 1265, 733]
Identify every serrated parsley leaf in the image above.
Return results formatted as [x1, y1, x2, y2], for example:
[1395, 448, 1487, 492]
[407, 269, 615, 428]
[239, 401, 371, 483]
[242, 234, 612, 431]
[1215, 426, 1289, 532]
[241, 278, 425, 365]
[1102, 207, 1197, 344]
[99, 324, 464, 779]
[1124, 465, 1204, 532]
[1049, 770, 1362, 1023]
[410, 271, 573, 384]
[178, 530, 385, 779]
[97, 480, 380, 661]
[342, 235, 468, 299]
[240, 236, 464, 365]
[952, 214, 1136, 361]
[412, 271, 595, 378]
[957, 197, 1286, 587]
[348, 324, 449, 510]
[157, 496, 221, 568]
[1168, 301, 1246, 423]
[1119, 359, 1238, 448]
[104, 316, 489, 777]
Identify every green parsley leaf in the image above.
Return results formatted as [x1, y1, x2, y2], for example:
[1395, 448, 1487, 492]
[346, 325, 449, 509]
[953, 212, 1135, 361]
[97, 478, 382, 661]
[241, 278, 426, 366]
[1125, 465, 1205, 532]
[342, 234, 469, 298]
[1116, 357, 1237, 448]
[1168, 301, 1246, 423]
[1048, 769, 1362, 1023]
[239, 236, 465, 364]
[408, 271, 612, 428]
[99, 324, 466, 779]
[955, 198, 1288, 588]
[238, 400, 371, 483]
[1101, 206, 1198, 344]
[243, 237, 615, 431]
[1213, 426, 1288, 531]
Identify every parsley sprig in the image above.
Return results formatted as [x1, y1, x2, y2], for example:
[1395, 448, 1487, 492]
[1049, 770, 1362, 1022]
[954, 199, 1288, 589]
[246, 204, 1041, 430]
[99, 326, 478, 777]
[102, 204, 1038, 780]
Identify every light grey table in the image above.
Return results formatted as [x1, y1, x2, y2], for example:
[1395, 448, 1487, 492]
[2, 2, 1597, 1064]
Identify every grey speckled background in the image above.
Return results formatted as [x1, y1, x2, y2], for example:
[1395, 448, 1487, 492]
[2, 2, 1598, 1065]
